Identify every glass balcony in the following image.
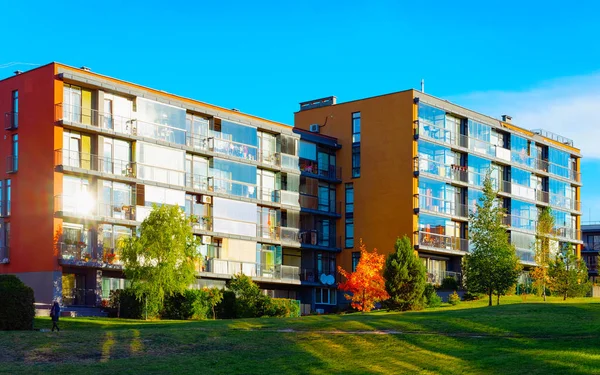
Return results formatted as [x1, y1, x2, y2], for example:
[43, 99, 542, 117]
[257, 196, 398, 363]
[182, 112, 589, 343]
[257, 225, 280, 241]
[137, 163, 185, 186]
[425, 269, 462, 285]
[190, 216, 213, 232]
[299, 195, 341, 215]
[57, 242, 123, 267]
[280, 227, 300, 243]
[415, 157, 468, 184]
[280, 154, 300, 170]
[298, 229, 341, 248]
[259, 187, 280, 204]
[97, 202, 136, 221]
[417, 194, 468, 218]
[209, 177, 257, 199]
[204, 258, 300, 281]
[55, 149, 135, 178]
[299, 158, 342, 180]
[515, 247, 535, 263]
[258, 150, 280, 166]
[185, 173, 211, 192]
[418, 231, 469, 252]
[55, 194, 96, 217]
[210, 136, 259, 162]
[279, 190, 300, 206]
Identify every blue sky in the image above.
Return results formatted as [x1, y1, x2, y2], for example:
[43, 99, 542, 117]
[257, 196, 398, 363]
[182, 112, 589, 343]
[2, 0, 600, 219]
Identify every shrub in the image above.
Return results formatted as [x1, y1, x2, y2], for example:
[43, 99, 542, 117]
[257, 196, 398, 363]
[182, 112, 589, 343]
[0, 275, 35, 330]
[448, 291, 461, 306]
[262, 298, 301, 318]
[109, 289, 145, 319]
[215, 290, 236, 319]
[424, 284, 442, 308]
[440, 276, 459, 291]
[228, 274, 263, 318]
[162, 289, 221, 320]
[462, 291, 484, 301]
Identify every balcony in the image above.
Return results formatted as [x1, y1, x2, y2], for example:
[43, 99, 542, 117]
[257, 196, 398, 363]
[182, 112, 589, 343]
[0, 246, 9, 264]
[281, 154, 300, 171]
[299, 268, 339, 284]
[279, 190, 300, 206]
[417, 231, 469, 253]
[55, 149, 135, 178]
[210, 177, 258, 199]
[299, 229, 341, 250]
[190, 216, 212, 232]
[6, 155, 17, 174]
[203, 258, 300, 282]
[281, 226, 300, 243]
[210, 136, 259, 162]
[299, 159, 342, 181]
[54, 195, 136, 221]
[426, 270, 462, 285]
[57, 103, 186, 145]
[415, 157, 468, 184]
[4, 112, 17, 130]
[416, 194, 469, 219]
[299, 195, 342, 216]
[57, 242, 123, 269]
[503, 215, 581, 241]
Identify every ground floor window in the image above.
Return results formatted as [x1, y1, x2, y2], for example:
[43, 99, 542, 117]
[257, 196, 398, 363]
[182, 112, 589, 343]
[101, 277, 128, 299]
[315, 288, 336, 305]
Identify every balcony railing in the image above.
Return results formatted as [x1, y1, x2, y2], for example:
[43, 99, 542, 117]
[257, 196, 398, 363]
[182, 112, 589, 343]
[515, 248, 535, 263]
[279, 190, 300, 206]
[190, 218, 212, 232]
[211, 135, 259, 162]
[0, 246, 9, 263]
[415, 157, 468, 183]
[299, 195, 342, 215]
[54, 195, 136, 221]
[299, 159, 342, 180]
[257, 225, 281, 241]
[204, 258, 300, 281]
[281, 226, 300, 242]
[503, 214, 581, 240]
[57, 242, 123, 267]
[280, 154, 300, 171]
[299, 229, 341, 248]
[426, 270, 462, 285]
[300, 268, 339, 284]
[418, 231, 469, 252]
[416, 194, 469, 218]
[210, 177, 258, 199]
[55, 149, 135, 178]
[6, 155, 17, 174]
[4, 112, 17, 130]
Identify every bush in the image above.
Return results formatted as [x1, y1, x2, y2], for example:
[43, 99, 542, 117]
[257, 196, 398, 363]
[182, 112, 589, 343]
[448, 291, 461, 305]
[440, 277, 459, 291]
[216, 290, 236, 319]
[262, 298, 301, 318]
[424, 284, 442, 308]
[162, 288, 222, 320]
[109, 289, 145, 319]
[462, 291, 484, 301]
[0, 275, 35, 330]
[228, 274, 263, 318]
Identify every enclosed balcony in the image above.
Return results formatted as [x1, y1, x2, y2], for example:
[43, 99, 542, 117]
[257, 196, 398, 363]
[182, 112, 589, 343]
[414, 157, 468, 184]
[54, 195, 136, 222]
[415, 194, 468, 219]
[299, 158, 342, 181]
[299, 195, 342, 216]
[299, 229, 341, 250]
[55, 149, 135, 178]
[57, 242, 123, 269]
[416, 231, 469, 253]
[203, 258, 300, 282]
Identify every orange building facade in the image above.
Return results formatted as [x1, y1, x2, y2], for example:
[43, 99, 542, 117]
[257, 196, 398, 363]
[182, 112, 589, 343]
[294, 92, 582, 286]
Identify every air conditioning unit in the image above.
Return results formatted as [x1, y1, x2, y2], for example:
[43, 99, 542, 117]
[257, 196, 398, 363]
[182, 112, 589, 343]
[201, 195, 212, 204]
[309, 124, 320, 133]
[201, 235, 212, 244]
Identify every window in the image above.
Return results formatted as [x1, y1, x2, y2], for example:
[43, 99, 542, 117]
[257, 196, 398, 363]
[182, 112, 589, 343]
[11, 90, 18, 129]
[10, 134, 18, 172]
[352, 145, 360, 178]
[5, 222, 10, 248]
[345, 183, 354, 214]
[0, 181, 3, 216]
[345, 217, 354, 248]
[315, 288, 337, 305]
[5, 180, 10, 217]
[352, 251, 360, 272]
[352, 112, 361, 143]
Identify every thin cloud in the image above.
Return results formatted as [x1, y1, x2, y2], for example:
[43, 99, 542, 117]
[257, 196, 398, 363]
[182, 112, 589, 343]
[449, 73, 600, 159]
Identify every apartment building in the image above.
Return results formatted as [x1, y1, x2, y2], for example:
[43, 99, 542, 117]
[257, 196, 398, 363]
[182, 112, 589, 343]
[582, 224, 600, 283]
[0, 63, 327, 309]
[294, 92, 583, 286]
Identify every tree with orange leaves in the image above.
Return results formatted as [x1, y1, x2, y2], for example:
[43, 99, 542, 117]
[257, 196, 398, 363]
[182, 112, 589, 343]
[338, 240, 389, 312]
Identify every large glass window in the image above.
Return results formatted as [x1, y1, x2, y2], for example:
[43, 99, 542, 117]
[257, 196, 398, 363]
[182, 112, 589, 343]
[352, 145, 360, 178]
[135, 98, 186, 144]
[418, 140, 456, 179]
[103, 138, 131, 175]
[511, 231, 536, 263]
[552, 209, 576, 238]
[468, 120, 494, 155]
[186, 154, 209, 190]
[549, 178, 575, 210]
[136, 142, 185, 186]
[510, 199, 536, 231]
[99, 181, 134, 220]
[511, 134, 532, 167]
[345, 217, 354, 248]
[62, 176, 92, 215]
[468, 188, 484, 213]
[345, 183, 354, 214]
[11, 90, 18, 128]
[468, 155, 491, 187]
[211, 119, 258, 161]
[511, 167, 535, 200]
[419, 178, 458, 215]
[352, 112, 361, 143]
[419, 103, 456, 143]
[548, 147, 571, 179]
[299, 140, 317, 161]
[259, 132, 277, 164]
[352, 252, 360, 272]
[212, 197, 257, 237]
[186, 114, 210, 150]
[315, 288, 337, 305]
[211, 158, 257, 199]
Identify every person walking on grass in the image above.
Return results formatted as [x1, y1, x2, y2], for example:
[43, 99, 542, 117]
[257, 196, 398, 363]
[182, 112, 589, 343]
[50, 301, 61, 332]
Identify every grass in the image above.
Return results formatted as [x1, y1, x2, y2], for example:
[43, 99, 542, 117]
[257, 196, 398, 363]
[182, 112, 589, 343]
[2, 295, 600, 374]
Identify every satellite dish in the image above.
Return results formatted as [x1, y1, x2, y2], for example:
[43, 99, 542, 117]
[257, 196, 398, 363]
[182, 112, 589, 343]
[320, 274, 327, 284]
[326, 274, 335, 285]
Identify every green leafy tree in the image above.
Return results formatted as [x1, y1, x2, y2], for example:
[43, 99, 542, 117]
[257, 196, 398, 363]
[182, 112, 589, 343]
[120, 204, 199, 318]
[228, 273, 264, 318]
[548, 244, 591, 300]
[463, 173, 521, 306]
[383, 235, 427, 311]
[531, 207, 555, 301]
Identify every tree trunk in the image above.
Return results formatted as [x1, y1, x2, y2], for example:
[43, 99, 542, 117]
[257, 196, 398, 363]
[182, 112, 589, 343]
[488, 290, 492, 306]
[564, 292, 567, 301]
[543, 281, 546, 302]
[212, 305, 216, 320]
[497, 293, 500, 306]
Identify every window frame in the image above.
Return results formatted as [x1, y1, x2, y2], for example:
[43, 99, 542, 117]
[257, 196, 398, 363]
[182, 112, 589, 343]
[345, 217, 354, 248]
[351, 251, 360, 272]
[11, 90, 18, 129]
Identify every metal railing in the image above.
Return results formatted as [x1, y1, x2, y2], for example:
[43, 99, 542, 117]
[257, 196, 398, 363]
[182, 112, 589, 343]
[426, 270, 462, 285]
[54, 195, 136, 221]
[418, 231, 469, 252]
[416, 194, 469, 218]
[57, 242, 123, 266]
[298, 229, 341, 248]
[4, 112, 17, 130]
[281, 227, 300, 242]
[211, 135, 259, 162]
[299, 195, 342, 214]
[280, 154, 300, 170]
[299, 268, 339, 284]
[502, 214, 581, 240]
[55, 149, 135, 178]
[532, 129, 574, 147]
[415, 157, 468, 183]
[204, 258, 300, 281]
[279, 190, 300, 206]
[299, 159, 342, 180]
[137, 163, 185, 186]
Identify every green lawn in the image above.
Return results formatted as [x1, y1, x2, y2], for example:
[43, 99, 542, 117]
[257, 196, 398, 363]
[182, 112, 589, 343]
[2, 296, 600, 374]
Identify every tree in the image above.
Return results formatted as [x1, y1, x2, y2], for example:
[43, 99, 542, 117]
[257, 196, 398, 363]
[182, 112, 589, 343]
[463, 173, 521, 306]
[530, 207, 555, 301]
[228, 273, 264, 318]
[120, 204, 199, 318]
[383, 235, 427, 311]
[205, 287, 224, 320]
[338, 240, 389, 312]
[548, 244, 591, 300]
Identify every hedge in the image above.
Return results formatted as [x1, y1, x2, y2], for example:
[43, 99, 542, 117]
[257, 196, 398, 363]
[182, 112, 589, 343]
[0, 275, 35, 330]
